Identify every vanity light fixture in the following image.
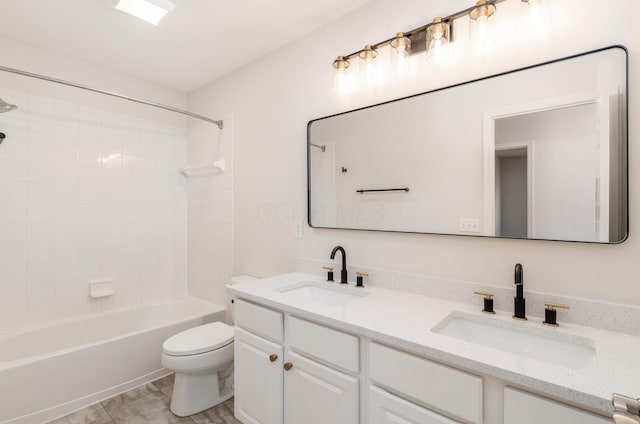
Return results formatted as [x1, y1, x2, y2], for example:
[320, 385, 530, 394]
[390, 32, 412, 61]
[359, 45, 378, 83]
[426, 17, 451, 63]
[469, 0, 497, 22]
[469, 0, 497, 51]
[331, 0, 506, 83]
[109, 0, 175, 26]
[332, 55, 351, 91]
[331, 0, 551, 90]
[359, 45, 378, 65]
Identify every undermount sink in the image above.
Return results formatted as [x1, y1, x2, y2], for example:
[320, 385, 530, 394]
[432, 312, 596, 369]
[278, 282, 369, 306]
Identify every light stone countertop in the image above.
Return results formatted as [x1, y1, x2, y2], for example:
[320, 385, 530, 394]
[226, 272, 640, 416]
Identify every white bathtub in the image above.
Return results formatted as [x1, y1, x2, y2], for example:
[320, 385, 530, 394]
[0, 296, 226, 424]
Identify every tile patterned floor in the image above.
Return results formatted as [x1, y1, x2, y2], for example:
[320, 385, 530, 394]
[48, 374, 241, 424]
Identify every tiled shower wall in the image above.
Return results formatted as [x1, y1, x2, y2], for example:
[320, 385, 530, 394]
[187, 118, 233, 307]
[0, 87, 188, 332]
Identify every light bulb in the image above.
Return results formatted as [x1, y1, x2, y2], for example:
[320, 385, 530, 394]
[469, 0, 497, 54]
[359, 45, 378, 85]
[391, 32, 412, 73]
[521, 0, 551, 39]
[332, 56, 351, 93]
[426, 18, 451, 64]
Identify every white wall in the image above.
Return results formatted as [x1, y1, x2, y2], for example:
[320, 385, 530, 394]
[189, 0, 640, 305]
[0, 36, 189, 331]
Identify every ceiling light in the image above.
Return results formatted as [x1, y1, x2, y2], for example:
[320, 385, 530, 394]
[110, 0, 175, 26]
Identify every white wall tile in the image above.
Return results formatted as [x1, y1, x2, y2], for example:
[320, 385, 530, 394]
[0, 128, 28, 161]
[0, 263, 27, 288]
[0, 159, 27, 182]
[27, 261, 55, 286]
[27, 141, 55, 163]
[0, 85, 188, 331]
[28, 284, 55, 304]
[27, 95, 54, 123]
[0, 202, 27, 224]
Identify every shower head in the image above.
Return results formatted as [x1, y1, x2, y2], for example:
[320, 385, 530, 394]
[0, 97, 17, 113]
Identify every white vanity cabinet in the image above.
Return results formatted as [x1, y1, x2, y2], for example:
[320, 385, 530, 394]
[234, 328, 284, 424]
[233, 297, 613, 424]
[284, 315, 360, 424]
[284, 351, 359, 424]
[503, 387, 611, 424]
[233, 300, 360, 424]
[234, 300, 285, 424]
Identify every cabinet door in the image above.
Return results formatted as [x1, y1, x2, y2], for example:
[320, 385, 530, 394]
[368, 386, 458, 424]
[284, 351, 358, 424]
[504, 387, 610, 424]
[235, 327, 284, 424]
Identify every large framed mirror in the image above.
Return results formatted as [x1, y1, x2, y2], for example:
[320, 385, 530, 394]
[307, 46, 627, 243]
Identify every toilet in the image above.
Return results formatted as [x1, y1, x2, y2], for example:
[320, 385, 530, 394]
[161, 275, 258, 417]
[162, 321, 235, 416]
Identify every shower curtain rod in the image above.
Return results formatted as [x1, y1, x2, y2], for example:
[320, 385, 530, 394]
[0, 64, 223, 129]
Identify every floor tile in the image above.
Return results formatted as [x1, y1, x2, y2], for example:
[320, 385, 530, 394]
[48, 375, 240, 424]
[104, 391, 191, 424]
[152, 374, 175, 399]
[100, 382, 159, 412]
[190, 398, 240, 424]
[47, 403, 113, 424]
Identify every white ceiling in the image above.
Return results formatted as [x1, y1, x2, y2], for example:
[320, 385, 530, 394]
[0, 0, 373, 92]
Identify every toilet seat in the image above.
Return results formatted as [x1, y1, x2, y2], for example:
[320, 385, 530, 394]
[163, 322, 234, 356]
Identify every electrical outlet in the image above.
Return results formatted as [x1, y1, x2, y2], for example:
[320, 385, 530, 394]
[459, 218, 480, 233]
[294, 220, 304, 239]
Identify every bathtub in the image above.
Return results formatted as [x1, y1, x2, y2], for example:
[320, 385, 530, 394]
[0, 296, 226, 424]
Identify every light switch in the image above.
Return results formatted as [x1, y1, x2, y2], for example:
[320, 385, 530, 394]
[294, 220, 304, 239]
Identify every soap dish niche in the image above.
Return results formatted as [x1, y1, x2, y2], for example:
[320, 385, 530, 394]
[89, 280, 115, 298]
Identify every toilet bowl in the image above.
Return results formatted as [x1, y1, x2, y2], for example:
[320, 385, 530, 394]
[161, 321, 234, 417]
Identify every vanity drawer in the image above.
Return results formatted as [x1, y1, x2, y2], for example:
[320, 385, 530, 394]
[504, 387, 611, 424]
[369, 385, 457, 424]
[234, 299, 283, 342]
[369, 342, 483, 424]
[287, 316, 359, 373]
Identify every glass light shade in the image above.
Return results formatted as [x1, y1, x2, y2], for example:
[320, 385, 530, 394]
[391, 33, 411, 59]
[359, 45, 378, 84]
[390, 32, 412, 73]
[332, 56, 351, 92]
[358, 45, 378, 64]
[520, 0, 552, 38]
[469, 0, 497, 54]
[426, 18, 451, 63]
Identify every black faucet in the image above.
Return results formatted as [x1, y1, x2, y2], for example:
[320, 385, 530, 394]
[513, 263, 526, 320]
[330, 246, 348, 284]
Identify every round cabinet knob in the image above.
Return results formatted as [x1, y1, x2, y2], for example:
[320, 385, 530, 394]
[283, 362, 293, 371]
[269, 354, 278, 362]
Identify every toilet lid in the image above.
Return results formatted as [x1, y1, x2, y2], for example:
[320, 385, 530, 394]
[163, 322, 234, 356]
